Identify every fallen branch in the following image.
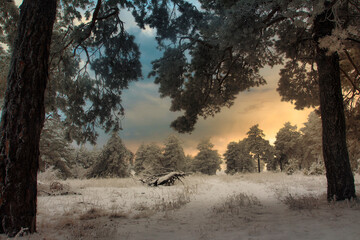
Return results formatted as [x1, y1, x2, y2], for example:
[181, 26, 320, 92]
[140, 171, 187, 187]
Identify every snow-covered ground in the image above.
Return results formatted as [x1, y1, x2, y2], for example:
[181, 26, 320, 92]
[2, 172, 360, 240]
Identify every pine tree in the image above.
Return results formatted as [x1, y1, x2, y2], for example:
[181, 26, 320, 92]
[192, 139, 221, 175]
[245, 125, 274, 173]
[300, 112, 323, 169]
[274, 122, 302, 171]
[162, 134, 186, 172]
[134, 143, 165, 175]
[183, 154, 195, 173]
[224, 140, 254, 174]
[39, 116, 75, 179]
[87, 132, 133, 178]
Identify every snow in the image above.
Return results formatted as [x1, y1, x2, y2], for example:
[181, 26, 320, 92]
[2, 172, 360, 240]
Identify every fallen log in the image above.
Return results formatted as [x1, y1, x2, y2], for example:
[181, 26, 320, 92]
[140, 171, 187, 186]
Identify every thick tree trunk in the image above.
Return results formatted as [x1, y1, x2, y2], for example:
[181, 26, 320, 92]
[314, 4, 355, 201]
[257, 155, 260, 173]
[0, 0, 57, 236]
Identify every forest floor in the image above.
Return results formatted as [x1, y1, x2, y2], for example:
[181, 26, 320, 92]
[1, 172, 360, 240]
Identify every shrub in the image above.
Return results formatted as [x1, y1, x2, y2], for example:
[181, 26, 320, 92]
[212, 193, 262, 215]
[282, 194, 320, 210]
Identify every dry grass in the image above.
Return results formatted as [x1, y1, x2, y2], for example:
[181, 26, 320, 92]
[65, 177, 141, 189]
[282, 194, 321, 210]
[132, 209, 155, 219]
[212, 193, 262, 215]
[328, 197, 360, 210]
[152, 186, 192, 211]
[79, 207, 107, 220]
[109, 211, 129, 219]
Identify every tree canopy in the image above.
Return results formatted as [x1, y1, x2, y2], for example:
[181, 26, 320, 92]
[245, 124, 274, 172]
[192, 139, 221, 175]
[0, 0, 202, 143]
[224, 140, 254, 174]
[134, 143, 165, 175]
[162, 134, 186, 172]
[274, 122, 302, 171]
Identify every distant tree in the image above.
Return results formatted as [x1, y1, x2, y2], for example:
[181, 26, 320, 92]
[300, 112, 323, 169]
[74, 145, 99, 170]
[224, 140, 254, 174]
[245, 125, 274, 173]
[162, 134, 186, 171]
[274, 122, 302, 171]
[39, 116, 75, 179]
[345, 99, 360, 172]
[183, 154, 195, 172]
[87, 132, 133, 178]
[134, 143, 165, 175]
[192, 139, 221, 175]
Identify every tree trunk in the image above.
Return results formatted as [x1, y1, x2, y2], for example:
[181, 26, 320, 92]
[314, 4, 355, 201]
[0, 0, 57, 236]
[257, 155, 260, 173]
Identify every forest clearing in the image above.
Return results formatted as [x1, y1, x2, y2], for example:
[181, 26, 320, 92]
[3, 172, 359, 240]
[1, 0, 360, 238]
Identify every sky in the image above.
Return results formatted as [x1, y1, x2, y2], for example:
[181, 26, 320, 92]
[12, 0, 314, 156]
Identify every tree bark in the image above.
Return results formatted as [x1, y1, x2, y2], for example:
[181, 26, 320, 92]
[0, 0, 57, 236]
[314, 4, 355, 201]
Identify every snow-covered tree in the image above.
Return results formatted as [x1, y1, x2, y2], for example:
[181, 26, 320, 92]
[74, 145, 99, 170]
[183, 154, 195, 172]
[192, 139, 221, 175]
[224, 140, 254, 174]
[162, 134, 186, 171]
[40, 116, 75, 179]
[299, 112, 323, 169]
[134, 143, 165, 175]
[274, 122, 302, 171]
[87, 132, 133, 178]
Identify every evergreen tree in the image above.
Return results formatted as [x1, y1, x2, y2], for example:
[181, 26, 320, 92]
[162, 134, 186, 172]
[134, 143, 165, 175]
[39, 115, 75, 179]
[192, 139, 221, 175]
[183, 154, 195, 173]
[245, 125, 274, 173]
[274, 122, 302, 171]
[87, 132, 133, 178]
[224, 140, 254, 174]
[74, 145, 99, 170]
[300, 112, 323, 169]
